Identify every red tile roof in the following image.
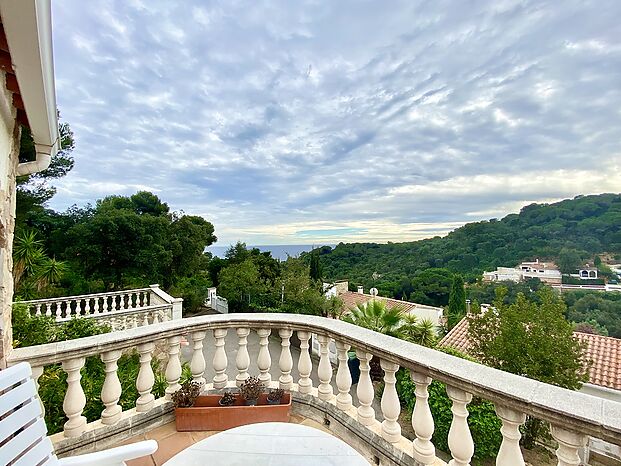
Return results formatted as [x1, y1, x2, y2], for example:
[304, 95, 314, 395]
[439, 318, 621, 391]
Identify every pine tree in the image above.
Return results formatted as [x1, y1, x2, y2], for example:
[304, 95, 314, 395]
[446, 274, 466, 330]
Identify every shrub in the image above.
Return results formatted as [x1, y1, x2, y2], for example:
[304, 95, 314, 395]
[395, 354, 502, 462]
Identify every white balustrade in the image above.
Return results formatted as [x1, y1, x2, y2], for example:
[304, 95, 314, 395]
[31, 365, 45, 416]
[236, 328, 250, 387]
[191, 331, 207, 387]
[100, 349, 122, 425]
[335, 341, 352, 410]
[411, 372, 436, 465]
[317, 334, 334, 401]
[136, 342, 155, 412]
[213, 328, 228, 389]
[446, 385, 474, 466]
[8, 314, 617, 466]
[297, 331, 313, 394]
[551, 426, 588, 466]
[494, 405, 526, 466]
[257, 328, 272, 385]
[380, 359, 401, 443]
[356, 349, 375, 426]
[278, 329, 293, 390]
[165, 336, 182, 400]
[62, 357, 87, 438]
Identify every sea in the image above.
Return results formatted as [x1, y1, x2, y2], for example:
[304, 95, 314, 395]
[206, 244, 334, 261]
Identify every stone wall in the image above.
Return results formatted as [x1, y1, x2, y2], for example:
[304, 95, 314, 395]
[0, 70, 19, 367]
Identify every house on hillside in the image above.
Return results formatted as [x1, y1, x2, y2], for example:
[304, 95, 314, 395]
[482, 259, 562, 285]
[440, 316, 621, 464]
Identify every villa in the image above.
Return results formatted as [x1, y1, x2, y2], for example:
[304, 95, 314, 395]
[0, 2, 620, 466]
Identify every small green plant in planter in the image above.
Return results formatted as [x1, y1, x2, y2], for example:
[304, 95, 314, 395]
[267, 388, 285, 405]
[240, 376, 264, 405]
[171, 380, 202, 408]
[219, 390, 237, 406]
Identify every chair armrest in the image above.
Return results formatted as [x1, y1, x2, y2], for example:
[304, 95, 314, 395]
[58, 440, 157, 466]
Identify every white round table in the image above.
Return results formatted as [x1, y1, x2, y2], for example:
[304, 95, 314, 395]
[163, 422, 369, 465]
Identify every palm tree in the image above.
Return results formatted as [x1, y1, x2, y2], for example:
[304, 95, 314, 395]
[13, 231, 45, 288]
[343, 299, 406, 338]
[34, 257, 68, 292]
[399, 315, 437, 347]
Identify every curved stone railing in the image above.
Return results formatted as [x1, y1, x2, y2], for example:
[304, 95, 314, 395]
[8, 313, 621, 465]
[14, 284, 182, 329]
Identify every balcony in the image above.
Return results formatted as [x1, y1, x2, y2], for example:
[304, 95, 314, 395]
[14, 285, 183, 330]
[6, 313, 621, 465]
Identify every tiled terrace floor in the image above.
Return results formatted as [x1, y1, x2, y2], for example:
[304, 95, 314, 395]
[125, 415, 329, 466]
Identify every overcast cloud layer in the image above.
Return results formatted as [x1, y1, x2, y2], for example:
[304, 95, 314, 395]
[50, 0, 621, 245]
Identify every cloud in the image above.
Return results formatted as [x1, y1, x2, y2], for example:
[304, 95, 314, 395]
[50, 0, 621, 245]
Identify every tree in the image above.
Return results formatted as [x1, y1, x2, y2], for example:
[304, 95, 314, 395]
[557, 248, 584, 274]
[467, 287, 589, 448]
[16, 119, 75, 234]
[217, 259, 263, 312]
[446, 274, 466, 330]
[309, 251, 322, 282]
[399, 315, 437, 346]
[343, 300, 405, 338]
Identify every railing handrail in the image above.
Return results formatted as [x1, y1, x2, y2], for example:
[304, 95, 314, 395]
[55, 303, 172, 322]
[14, 287, 153, 305]
[7, 313, 620, 445]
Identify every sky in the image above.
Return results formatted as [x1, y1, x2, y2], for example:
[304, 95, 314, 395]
[50, 0, 621, 246]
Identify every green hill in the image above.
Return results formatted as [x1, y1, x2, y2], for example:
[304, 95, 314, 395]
[314, 193, 621, 293]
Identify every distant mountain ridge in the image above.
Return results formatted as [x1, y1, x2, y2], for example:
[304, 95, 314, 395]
[313, 193, 621, 288]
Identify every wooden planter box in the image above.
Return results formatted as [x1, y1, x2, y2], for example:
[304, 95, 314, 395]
[175, 393, 291, 431]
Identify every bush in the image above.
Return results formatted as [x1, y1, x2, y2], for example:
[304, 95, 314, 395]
[11, 309, 172, 434]
[168, 274, 212, 314]
[395, 352, 503, 462]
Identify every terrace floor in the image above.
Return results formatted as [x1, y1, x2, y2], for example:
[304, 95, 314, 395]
[124, 415, 329, 466]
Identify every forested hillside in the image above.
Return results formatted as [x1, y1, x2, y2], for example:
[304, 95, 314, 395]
[314, 194, 621, 294]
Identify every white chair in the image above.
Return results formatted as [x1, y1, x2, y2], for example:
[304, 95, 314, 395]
[0, 362, 157, 466]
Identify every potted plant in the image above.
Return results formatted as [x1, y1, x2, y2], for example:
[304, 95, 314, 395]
[240, 376, 264, 405]
[174, 376, 291, 432]
[171, 380, 201, 409]
[267, 388, 285, 405]
[219, 390, 236, 406]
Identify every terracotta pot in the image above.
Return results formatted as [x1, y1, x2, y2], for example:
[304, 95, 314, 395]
[175, 393, 291, 431]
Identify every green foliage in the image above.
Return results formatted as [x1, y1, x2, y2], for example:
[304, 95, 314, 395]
[168, 274, 212, 314]
[564, 291, 621, 338]
[467, 287, 589, 390]
[309, 251, 322, 281]
[313, 194, 621, 297]
[447, 274, 466, 330]
[395, 355, 502, 461]
[12, 309, 170, 435]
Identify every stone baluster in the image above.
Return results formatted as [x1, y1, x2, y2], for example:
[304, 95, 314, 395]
[213, 328, 228, 389]
[94, 297, 101, 314]
[236, 328, 250, 387]
[380, 359, 401, 443]
[31, 365, 45, 416]
[278, 329, 294, 390]
[100, 349, 123, 425]
[191, 331, 207, 387]
[356, 350, 375, 426]
[62, 357, 87, 438]
[165, 336, 182, 400]
[45, 303, 52, 317]
[34, 304, 41, 316]
[127, 314, 136, 329]
[257, 328, 272, 385]
[317, 334, 334, 401]
[335, 341, 352, 410]
[446, 386, 474, 466]
[152, 310, 159, 325]
[494, 405, 526, 466]
[136, 342, 155, 412]
[411, 372, 436, 465]
[297, 331, 313, 394]
[551, 426, 588, 466]
[141, 311, 149, 327]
